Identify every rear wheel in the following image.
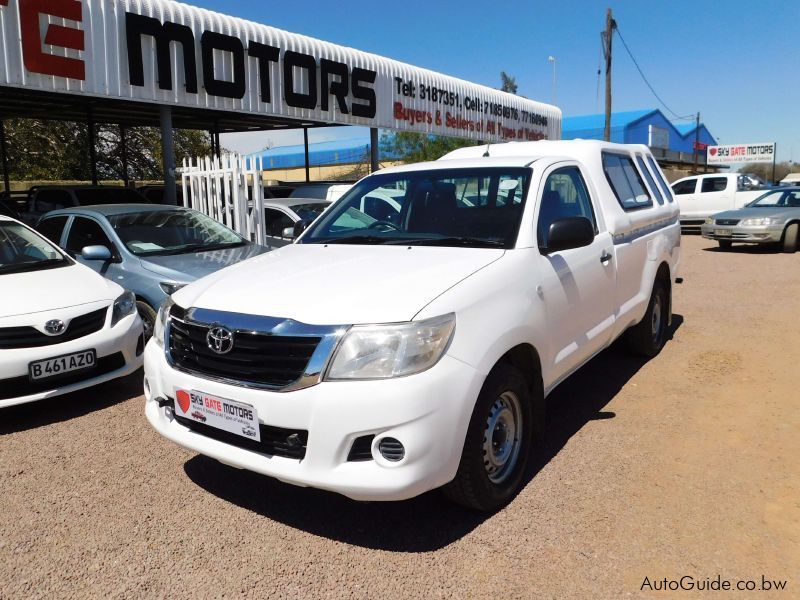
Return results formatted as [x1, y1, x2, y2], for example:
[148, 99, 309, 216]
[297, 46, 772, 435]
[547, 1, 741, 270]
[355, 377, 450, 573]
[443, 364, 534, 512]
[718, 240, 732, 250]
[626, 278, 669, 358]
[136, 301, 157, 341]
[782, 224, 798, 253]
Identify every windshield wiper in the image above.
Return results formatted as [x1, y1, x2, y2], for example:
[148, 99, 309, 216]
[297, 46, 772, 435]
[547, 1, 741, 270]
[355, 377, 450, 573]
[320, 235, 406, 245]
[406, 237, 506, 248]
[0, 258, 67, 275]
[170, 241, 246, 254]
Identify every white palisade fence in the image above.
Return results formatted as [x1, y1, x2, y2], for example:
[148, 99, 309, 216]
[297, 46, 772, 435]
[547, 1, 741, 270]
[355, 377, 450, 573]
[181, 154, 266, 245]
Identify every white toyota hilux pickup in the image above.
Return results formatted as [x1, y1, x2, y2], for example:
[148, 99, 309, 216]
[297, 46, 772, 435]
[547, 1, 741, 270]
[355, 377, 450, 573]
[144, 140, 681, 511]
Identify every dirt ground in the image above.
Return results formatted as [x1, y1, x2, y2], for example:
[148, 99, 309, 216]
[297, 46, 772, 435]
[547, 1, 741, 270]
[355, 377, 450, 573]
[1, 235, 798, 598]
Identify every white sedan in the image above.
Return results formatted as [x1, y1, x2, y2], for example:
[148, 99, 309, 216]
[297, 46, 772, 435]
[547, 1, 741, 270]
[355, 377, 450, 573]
[0, 215, 144, 408]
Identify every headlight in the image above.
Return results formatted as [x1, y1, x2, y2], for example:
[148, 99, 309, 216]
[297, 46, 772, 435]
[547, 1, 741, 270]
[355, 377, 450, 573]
[153, 297, 174, 348]
[326, 313, 456, 380]
[740, 217, 781, 226]
[159, 281, 187, 295]
[110, 291, 136, 327]
[704, 217, 714, 225]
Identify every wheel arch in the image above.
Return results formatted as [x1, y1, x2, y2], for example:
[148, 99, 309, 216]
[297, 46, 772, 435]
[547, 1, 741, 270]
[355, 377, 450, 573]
[495, 343, 545, 441]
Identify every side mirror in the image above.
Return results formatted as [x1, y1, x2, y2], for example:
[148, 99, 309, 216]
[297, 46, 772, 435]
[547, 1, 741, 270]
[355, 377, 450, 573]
[281, 226, 295, 240]
[542, 217, 595, 254]
[81, 245, 113, 261]
[292, 219, 310, 238]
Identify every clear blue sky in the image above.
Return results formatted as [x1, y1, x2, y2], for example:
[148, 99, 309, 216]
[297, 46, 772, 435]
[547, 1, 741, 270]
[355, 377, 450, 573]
[205, 0, 800, 163]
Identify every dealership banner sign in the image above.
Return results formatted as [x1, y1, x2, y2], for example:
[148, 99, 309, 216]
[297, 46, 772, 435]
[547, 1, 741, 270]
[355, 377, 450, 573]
[0, 0, 561, 142]
[707, 143, 776, 165]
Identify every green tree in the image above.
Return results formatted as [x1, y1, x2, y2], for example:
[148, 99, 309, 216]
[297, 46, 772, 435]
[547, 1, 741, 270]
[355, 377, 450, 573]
[380, 131, 472, 164]
[500, 71, 518, 94]
[739, 161, 794, 184]
[3, 119, 211, 181]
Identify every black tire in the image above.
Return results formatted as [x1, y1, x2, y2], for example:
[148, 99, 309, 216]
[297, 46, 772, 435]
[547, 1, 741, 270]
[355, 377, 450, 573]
[782, 223, 798, 253]
[443, 364, 534, 512]
[718, 240, 732, 250]
[136, 300, 157, 341]
[626, 278, 669, 358]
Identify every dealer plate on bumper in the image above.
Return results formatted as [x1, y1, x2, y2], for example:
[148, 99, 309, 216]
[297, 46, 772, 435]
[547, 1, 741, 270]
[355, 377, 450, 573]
[715, 228, 732, 236]
[29, 349, 96, 381]
[174, 389, 261, 441]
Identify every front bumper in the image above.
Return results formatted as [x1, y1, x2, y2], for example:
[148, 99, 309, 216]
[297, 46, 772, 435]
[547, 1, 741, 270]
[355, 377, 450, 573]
[143, 339, 484, 502]
[701, 223, 784, 244]
[0, 312, 144, 408]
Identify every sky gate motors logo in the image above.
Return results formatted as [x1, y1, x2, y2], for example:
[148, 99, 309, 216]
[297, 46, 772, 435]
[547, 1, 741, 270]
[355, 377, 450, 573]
[2, 0, 378, 118]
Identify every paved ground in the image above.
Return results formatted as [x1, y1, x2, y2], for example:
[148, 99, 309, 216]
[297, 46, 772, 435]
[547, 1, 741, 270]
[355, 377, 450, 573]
[1, 235, 798, 598]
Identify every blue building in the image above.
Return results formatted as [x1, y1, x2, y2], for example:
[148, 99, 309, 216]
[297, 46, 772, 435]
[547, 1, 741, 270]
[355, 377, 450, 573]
[248, 137, 374, 170]
[562, 109, 716, 153]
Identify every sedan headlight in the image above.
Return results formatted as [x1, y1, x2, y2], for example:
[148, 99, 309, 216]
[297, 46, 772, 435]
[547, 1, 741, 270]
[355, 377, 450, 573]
[159, 281, 187, 295]
[704, 217, 714, 225]
[153, 297, 174, 348]
[740, 217, 781, 227]
[326, 313, 456, 380]
[110, 291, 136, 327]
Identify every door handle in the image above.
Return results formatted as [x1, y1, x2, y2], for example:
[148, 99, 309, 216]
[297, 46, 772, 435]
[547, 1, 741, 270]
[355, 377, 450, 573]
[600, 250, 613, 263]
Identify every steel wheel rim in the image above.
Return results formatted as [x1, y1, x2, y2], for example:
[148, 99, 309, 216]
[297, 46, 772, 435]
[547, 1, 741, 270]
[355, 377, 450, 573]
[483, 391, 523, 484]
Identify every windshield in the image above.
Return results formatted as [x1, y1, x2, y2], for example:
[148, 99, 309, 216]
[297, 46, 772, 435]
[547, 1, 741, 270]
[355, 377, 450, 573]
[747, 189, 800, 208]
[0, 221, 69, 275]
[107, 209, 246, 256]
[290, 202, 330, 221]
[301, 167, 531, 248]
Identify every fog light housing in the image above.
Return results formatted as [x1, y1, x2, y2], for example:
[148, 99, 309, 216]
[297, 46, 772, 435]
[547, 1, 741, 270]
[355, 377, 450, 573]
[378, 437, 405, 462]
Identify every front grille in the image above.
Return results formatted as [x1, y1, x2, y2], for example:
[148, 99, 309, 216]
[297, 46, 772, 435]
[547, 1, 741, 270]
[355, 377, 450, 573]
[167, 306, 321, 388]
[170, 398, 308, 460]
[715, 219, 740, 226]
[0, 307, 107, 350]
[347, 435, 375, 461]
[0, 352, 125, 400]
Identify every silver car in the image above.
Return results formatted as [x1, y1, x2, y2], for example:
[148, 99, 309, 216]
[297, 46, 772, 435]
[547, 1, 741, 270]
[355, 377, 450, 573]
[701, 187, 800, 253]
[36, 204, 269, 338]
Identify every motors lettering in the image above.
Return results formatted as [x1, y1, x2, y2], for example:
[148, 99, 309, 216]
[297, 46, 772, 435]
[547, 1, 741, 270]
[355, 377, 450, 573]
[125, 13, 376, 117]
[189, 392, 253, 421]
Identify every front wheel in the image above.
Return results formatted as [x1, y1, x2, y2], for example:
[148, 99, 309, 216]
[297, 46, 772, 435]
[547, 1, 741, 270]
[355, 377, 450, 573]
[136, 301, 157, 341]
[782, 223, 798, 253]
[626, 278, 669, 358]
[443, 364, 534, 512]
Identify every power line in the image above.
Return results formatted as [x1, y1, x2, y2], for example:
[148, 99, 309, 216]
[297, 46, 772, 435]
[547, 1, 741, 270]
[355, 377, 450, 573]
[614, 26, 694, 121]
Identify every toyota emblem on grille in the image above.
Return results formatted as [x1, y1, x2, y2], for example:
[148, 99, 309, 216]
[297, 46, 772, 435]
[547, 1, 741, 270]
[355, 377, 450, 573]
[44, 319, 66, 336]
[206, 326, 234, 354]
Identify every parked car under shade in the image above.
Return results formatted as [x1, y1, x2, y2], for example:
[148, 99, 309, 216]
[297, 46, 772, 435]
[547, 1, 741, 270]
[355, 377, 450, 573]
[36, 204, 269, 338]
[262, 198, 332, 249]
[700, 186, 800, 252]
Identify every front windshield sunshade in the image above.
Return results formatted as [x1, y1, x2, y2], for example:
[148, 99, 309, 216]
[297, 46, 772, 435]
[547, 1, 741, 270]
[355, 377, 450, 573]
[300, 167, 531, 249]
[0, 222, 68, 275]
[108, 210, 245, 256]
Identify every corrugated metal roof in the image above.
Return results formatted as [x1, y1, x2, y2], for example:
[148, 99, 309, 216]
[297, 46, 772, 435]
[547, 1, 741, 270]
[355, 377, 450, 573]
[562, 109, 656, 133]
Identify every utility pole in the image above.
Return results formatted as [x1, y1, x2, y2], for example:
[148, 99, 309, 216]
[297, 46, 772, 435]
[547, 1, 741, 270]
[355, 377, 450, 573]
[602, 9, 616, 141]
[693, 112, 700, 173]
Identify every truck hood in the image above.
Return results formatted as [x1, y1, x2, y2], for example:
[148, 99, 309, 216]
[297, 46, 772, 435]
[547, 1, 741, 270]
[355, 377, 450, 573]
[0, 262, 120, 318]
[173, 244, 505, 325]
[139, 243, 269, 282]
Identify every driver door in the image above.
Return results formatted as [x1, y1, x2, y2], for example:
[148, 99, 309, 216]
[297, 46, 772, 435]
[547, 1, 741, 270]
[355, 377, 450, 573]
[535, 163, 616, 387]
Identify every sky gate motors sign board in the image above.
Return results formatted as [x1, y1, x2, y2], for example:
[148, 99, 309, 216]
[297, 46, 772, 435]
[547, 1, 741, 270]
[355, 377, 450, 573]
[0, 0, 561, 143]
[707, 143, 776, 165]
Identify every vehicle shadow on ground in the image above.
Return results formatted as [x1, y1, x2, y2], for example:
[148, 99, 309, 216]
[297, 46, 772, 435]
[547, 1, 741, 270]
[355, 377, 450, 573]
[702, 243, 783, 254]
[184, 316, 683, 552]
[0, 369, 143, 435]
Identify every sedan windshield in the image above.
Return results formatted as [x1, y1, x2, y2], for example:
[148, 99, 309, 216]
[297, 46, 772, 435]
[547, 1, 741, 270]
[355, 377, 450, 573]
[108, 209, 246, 256]
[0, 221, 68, 275]
[301, 167, 531, 248]
[748, 189, 800, 208]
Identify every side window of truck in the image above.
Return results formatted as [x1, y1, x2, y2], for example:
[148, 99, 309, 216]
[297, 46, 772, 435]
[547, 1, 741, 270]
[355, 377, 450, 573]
[537, 166, 597, 248]
[636, 155, 664, 205]
[701, 177, 728, 193]
[671, 179, 697, 195]
[647, 156, 674, 202]
[602, 153, 652, 210]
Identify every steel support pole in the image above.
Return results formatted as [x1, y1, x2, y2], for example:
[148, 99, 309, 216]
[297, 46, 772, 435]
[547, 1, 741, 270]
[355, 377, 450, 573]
[87, 106, 98, 185]
[772, 143, 777, 184]
[693, 112, 700, 174]
[303, 127, 310, 182]
[0, 120, 10, 195]
[160, 106, 177, 205]
[370, 127, 379, 173]
[119, 125, 129, 186]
